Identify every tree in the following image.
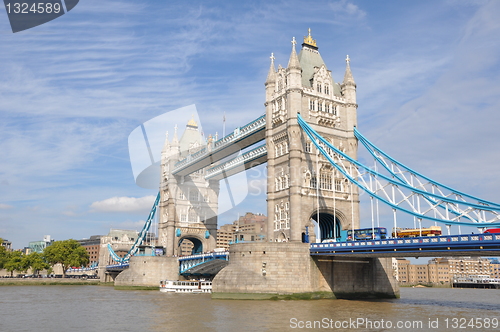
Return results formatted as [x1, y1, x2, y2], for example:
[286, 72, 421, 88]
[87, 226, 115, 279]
[24, 252, 50, 276]
[0, 238, 7, 270]
[4, 251, 28, 277]
[43, 239, 89, 276]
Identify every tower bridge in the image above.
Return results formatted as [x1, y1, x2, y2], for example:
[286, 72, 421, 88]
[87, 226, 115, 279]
[110, 30, 500, 299]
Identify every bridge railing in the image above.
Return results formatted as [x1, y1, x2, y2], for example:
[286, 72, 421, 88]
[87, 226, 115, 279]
[178, 251, 229, 262]
[310, 233, 500, 254]
[205, 144, 267, 179]
[106, 263, 130, 271]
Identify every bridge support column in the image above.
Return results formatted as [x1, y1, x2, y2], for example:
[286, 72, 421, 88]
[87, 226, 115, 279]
[314, 256, 399, 299]
[212, 243, 398, 299]
[114, 256, 179, 288]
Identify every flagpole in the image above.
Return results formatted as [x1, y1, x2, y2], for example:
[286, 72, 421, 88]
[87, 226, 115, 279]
[223, 112, 226, 137]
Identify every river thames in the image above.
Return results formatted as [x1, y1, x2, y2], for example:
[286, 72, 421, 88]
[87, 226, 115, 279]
[1, 286, 498, 331]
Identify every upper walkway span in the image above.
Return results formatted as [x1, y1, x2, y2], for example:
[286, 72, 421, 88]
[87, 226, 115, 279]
[172, 115, 266, 177]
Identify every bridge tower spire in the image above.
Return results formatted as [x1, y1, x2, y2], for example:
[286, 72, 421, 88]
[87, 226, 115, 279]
[265, 29, 360, 243]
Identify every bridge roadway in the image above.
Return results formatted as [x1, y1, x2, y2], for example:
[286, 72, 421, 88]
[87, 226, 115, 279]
[106, 233, 500, 272]
[310, 233, 500, 258]
[172, 115, 265, 177]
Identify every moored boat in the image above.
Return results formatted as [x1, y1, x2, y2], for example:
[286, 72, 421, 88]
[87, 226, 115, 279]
[453, 275, 500, 289]
[159, 280, 212, 293]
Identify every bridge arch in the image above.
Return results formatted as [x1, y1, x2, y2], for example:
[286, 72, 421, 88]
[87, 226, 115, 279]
[309, 209, 346, 242]
[177, 236, 204, 256]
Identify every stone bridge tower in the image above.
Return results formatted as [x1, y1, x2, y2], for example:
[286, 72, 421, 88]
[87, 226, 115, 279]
[265, 29, 360, 243]
[158, 119, 219, 256]
[214, 31, 398, 300]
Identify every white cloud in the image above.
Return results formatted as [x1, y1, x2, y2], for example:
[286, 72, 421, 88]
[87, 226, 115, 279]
[0, 204, 13, 209]
[329, 0, 367, 20]
[89, 196, 156, 213]
[111, 220, 147, 230]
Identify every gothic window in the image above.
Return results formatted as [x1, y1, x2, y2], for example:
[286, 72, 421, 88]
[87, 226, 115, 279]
[309, 99, 315, 111]
[188, 189, 198, 202]
[284, 141, 289, 154]
[305, 141, 312, 153]
[275, 178, 280, 191]
[178, 191, 186, 200]
[203, 194, 209, 202]
[325, 84, 330, 95]
[320, 172, 332, 190]
[180, 213, 187, 222]
[318, 101, 323, 112]
[310, 175, 317, 189]
[333, 105, 338, 116]
[335, 179, 343, 192]
[279, 144, 283, 156]
[317, 83, 322, 93]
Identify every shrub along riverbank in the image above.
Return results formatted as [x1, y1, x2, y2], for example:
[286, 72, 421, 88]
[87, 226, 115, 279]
[0, 278, 108, 286]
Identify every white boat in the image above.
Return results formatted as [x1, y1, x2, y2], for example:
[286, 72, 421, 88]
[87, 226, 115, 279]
[159, 280, 212, 293]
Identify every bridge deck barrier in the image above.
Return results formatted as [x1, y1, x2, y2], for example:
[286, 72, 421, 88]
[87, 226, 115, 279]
[310, 234, 500, 256]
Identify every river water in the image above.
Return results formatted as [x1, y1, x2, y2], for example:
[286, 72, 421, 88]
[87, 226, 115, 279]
[0, 286, 498, 331]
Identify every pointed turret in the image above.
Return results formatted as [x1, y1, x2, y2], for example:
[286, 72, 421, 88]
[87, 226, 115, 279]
[172, 124, 179, 147]
[265, 53, 277, 103]
[343, 55, 356, 87]
[265, 53, 276, 84]
[162, 131, 170, 154]
[341, 55, 357, 130]
[287, 37, 301, 70]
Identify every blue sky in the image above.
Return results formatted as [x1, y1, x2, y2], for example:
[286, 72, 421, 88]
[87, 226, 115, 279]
[1, 0, 500, 248]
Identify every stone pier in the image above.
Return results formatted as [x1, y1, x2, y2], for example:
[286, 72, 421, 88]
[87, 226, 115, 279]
[212, 242, 399, 299]
[114, 256, 179, 287]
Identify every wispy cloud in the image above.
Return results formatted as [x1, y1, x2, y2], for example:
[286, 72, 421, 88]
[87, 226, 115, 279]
[89, 196, 156, 213]
[329, 0, 367, 21]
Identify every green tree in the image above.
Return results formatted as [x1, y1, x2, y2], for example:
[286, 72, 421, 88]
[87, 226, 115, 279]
[24, 252, 50, 276]
[0, 238, 7, 269]
[4, 251, 28, 277]
[43, 239, 89, 276]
